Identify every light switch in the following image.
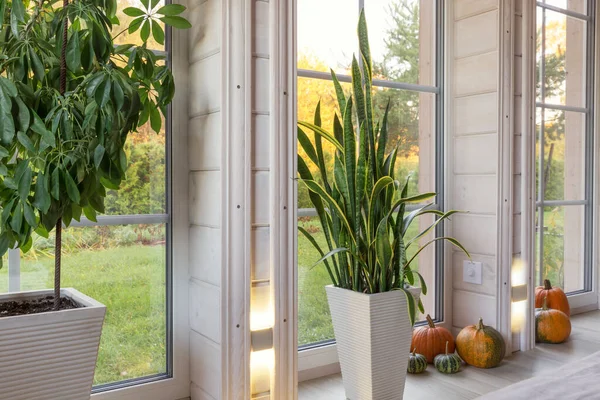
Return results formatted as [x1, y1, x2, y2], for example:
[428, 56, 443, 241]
[463, 261, 483, 285]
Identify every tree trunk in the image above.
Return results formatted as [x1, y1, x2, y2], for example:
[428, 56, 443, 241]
[55, 0, 69, 310]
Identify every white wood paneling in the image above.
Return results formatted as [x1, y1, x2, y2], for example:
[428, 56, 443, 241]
[252, 227, 271, 281]
[253, 58, 270, 113]
[190, 54, 222, 117]
[252, 171, 270, 225]
[191, 383, 217, 400]
[189, 225, 222, 287]
[252, 114, 270, 169]
[190, 279, 222, 344]
[454, 0, 497, 20]
[453, 175, 498, 214]
[454, 92, 498, 135]
[189, 113, 222, 171]
[452, 290, 497, 329]
[191, 331, 222, 399]
[452, 214, 497, 257]
[454, 134, 498, 175]
[454, 10, 498, 58]
[253, 0, 269, 56]
[189, 171, 222, 227]
[189, 0, 221, 62]
[455, 51, 498, 96]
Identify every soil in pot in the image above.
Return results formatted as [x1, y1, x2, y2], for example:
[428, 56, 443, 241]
[0, 296, 79, 318]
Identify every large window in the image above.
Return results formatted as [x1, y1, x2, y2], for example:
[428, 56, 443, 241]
[535, 1, 594, 294]
[297, 0, 443, 348]
[0, 0, 173, 391]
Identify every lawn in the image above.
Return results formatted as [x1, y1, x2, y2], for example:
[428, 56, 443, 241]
[0, 241, 166, 386]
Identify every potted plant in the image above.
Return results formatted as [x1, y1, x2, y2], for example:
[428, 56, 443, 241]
[0, 0, 189, 398]
[298, 10, 468, 400]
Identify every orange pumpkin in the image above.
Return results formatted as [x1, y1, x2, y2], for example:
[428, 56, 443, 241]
[536, 297, 571, 344]
[456, 318, 505, 369]
[535, 279, 570, 317]
[411, 314, 455, 363]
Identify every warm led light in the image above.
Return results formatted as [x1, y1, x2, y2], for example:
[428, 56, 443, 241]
[511, 258, 526, 287]
[250, 311, 274, 332]
[511, 300, 526, 333]
[251, 348, 274, 368]
[250, 348, 274, 395]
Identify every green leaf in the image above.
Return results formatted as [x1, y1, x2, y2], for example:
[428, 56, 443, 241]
[157, 4, 186, 15]
[10, 203, 23, 233]
[17, 131, 35, 153]
[94, 144, 105, 169]
[51, 167, 60, 200]
[112, 81, 124, 110]
[115, 44, 135, 54]
[160, 16, 192, 29]
[152, 19, 165, 45]
[63, 170, 80, 203]
[140, 19, 151, 42]
[119, 148, 128, 172]
[28, 48, 45, 81]
[17, 163, 32, 200]
[0, 77, 18, 97]
[151, 0, 161, 9]
[150, 106, 162, 133]
[0, 146, 8, 158]
[23, 202, 36, 227]
[67, 31, 81, 72]
[83, 206, 97, 222]
[129, 16, 145, 34]
[95, 79, 111, 107]
[86, 74, 105, 98]
[0, 112, 15, 146]
[14, 98, 29, 133]
[297, 121, 343, 153]
[33, 173, 51, 213]
[31, 112, 55, 149]
[11, 0, 25, 22]
[140, 0, 150, 9]
[398, 288, 417, 326]
[123, 7, 145, 16]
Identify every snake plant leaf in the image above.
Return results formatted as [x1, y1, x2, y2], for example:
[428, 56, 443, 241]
[313, 102, 331, 194]
[406, 210, 461, 248]
[312, 247, 350, 269]
[330, 69, 347, 113]
[358, 9, 372, 80]
[377, 102, 390, 170]
[298, 121, 343, 153]
[414, 271, 428, 296]
[351, 56, 366, 129]
[405, 236, 471, 269]
[299, 226, 338, 286]
[398, 287, 416, 326]
[297, 127, 318, 166]
[375, 216, 392, 291]
[342, 97, 356, 231]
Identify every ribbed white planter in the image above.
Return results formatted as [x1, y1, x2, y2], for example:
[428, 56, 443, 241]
[0, 288, 106, 400]
[326, 285, 421, 400]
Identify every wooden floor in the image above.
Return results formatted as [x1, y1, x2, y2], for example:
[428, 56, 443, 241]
[298, 310, 600, 399]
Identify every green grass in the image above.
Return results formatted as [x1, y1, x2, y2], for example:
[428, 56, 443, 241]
[0, 244, 166, 385]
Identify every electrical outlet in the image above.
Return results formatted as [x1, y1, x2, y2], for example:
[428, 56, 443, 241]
[463, 261, 483, 285]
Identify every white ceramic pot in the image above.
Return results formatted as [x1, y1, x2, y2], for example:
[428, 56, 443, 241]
[326, 285, 421, 400]
[0, 288, 106, 400]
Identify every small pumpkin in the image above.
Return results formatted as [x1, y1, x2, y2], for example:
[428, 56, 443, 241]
[411, 314, 455, 363]
[456, 318, 505, 368]
[536, 297, 571, 344]
[535, 279, 570, 317]
[407, 349, 428, 374]
[434, 341, 462, 374]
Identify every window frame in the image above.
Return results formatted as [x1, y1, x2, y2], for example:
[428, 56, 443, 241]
[535, 0, 596, 302]
[296, 0, 446, 373]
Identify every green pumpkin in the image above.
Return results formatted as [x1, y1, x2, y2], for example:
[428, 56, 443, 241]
[407, 349, 427, 374]
[434, 341, 462, 374]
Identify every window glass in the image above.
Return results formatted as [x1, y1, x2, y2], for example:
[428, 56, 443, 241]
[20, 224, 167, 385]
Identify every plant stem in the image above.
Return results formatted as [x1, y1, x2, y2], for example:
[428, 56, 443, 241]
[54, 0, 69, 311]
[54, 218, 62, 310]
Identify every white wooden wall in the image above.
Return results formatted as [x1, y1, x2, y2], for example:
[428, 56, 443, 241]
[187, 0, 294, 399]
[449, 0, 501, 334]
[188, 0, 224, 398]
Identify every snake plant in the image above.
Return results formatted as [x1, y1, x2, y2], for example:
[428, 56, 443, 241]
[297, 10, 469, 324]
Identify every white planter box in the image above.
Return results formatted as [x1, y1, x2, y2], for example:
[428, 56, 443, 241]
[0, 288, 106, 400]
[326, 285, 421, 400]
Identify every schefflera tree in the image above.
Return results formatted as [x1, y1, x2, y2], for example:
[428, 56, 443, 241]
[0, 0, 190, 309]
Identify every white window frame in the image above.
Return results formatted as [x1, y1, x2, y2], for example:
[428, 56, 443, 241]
[534, 1, 598, 313]
[296, 0, 446, 379]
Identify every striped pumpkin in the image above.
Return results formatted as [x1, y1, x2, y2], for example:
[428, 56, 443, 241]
[536, 297, 571, 344]
[407, 349, 428, 374]
[456, 318, 505, 369]
[434, 341, 461, 374]
[411, 314, 455, 363]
